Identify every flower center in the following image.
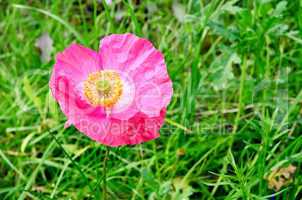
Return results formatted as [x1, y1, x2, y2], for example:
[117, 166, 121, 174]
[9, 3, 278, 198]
[96, 79, 111, 93]
[83, 70, 123, 107]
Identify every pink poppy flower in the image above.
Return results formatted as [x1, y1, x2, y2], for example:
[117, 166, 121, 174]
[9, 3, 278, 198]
[49, 33, 173, 146]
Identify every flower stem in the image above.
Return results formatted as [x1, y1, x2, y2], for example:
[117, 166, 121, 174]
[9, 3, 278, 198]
[103, 146, 109, 200]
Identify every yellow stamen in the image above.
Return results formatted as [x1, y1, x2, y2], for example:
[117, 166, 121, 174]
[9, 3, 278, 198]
[83, 70, 123, 107]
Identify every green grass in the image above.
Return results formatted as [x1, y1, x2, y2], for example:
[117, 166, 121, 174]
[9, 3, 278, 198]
[0, 0, 302, 199]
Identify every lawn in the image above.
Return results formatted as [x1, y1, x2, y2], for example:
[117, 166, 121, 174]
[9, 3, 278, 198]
[0, 0, 302, 199]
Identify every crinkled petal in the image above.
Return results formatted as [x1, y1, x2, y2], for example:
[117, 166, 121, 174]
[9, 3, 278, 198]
[72, 109, 166, 147]
[49, 44, 105, 126]
[55, 44, 101, 83]
[99, 34, 173, 119]
[99, 33, 139, 71]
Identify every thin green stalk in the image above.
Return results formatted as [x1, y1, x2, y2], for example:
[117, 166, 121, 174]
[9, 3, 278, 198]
[77, 0, 88, 33]
[103, 147, 109, 200]
[124, 0, 142, 36]
[48, 130, 94, 194]
[232, 55, 247, 135]
[103, 0, 115, 33]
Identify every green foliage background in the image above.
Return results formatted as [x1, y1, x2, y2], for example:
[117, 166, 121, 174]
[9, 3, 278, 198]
[0, 0, 301, 199]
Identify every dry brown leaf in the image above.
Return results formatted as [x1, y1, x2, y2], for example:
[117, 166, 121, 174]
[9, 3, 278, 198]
[266, 164, 296, 191]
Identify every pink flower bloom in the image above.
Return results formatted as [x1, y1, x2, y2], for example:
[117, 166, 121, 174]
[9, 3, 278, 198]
[49, 33, 173, 146]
